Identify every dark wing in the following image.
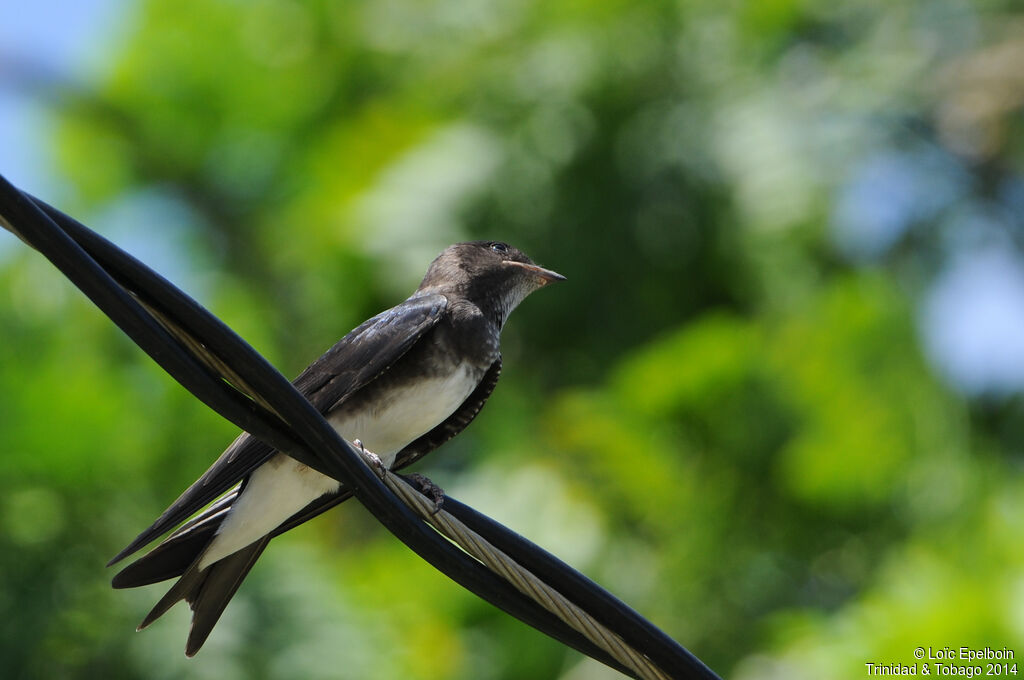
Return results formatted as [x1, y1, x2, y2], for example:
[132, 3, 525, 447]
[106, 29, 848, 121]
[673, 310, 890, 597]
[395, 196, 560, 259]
[108, 293, 448, 566]
[111, 488, 242, 588]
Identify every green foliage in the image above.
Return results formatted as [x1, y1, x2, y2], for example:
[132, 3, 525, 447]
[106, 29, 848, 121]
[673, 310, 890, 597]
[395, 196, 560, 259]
[3, 0, 1024, 678]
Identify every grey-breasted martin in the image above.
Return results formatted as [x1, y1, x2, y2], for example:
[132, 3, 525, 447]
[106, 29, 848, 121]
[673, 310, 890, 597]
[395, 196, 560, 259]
[108, 241, 564, 656]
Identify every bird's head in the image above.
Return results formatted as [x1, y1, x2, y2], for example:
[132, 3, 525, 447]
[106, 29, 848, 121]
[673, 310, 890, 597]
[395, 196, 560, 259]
[418, 241, 565, 328]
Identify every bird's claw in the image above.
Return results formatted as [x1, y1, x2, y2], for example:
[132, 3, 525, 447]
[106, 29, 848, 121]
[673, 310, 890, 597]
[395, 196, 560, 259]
[403, 473, 446, 514]
[353, 439, 387, 480]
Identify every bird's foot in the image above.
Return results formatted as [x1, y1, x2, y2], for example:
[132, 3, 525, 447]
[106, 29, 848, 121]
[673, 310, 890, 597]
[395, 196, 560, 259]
[402, 473, 446, 514]
[353, 439, 387, 480]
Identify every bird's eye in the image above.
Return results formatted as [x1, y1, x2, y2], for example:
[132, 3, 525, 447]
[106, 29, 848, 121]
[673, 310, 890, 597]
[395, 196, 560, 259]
[490, 242, 509, 253]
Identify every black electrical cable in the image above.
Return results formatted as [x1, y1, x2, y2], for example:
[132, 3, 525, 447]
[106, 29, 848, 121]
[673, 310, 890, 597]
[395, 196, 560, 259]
[0, 181, 638, 675]
[0, 175, 722, 680]
[1, 183, 634, 676]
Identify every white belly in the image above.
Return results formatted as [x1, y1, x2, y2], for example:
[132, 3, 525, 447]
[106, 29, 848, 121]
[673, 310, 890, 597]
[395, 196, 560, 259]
[199, 364, 478, 568]
[326, 362, 477, 459]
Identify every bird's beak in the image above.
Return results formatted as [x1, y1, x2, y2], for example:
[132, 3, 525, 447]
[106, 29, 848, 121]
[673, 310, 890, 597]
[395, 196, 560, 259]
[504, 260, 566, 285]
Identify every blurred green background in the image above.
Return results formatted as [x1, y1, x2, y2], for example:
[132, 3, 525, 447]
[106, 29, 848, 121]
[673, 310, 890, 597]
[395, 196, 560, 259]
[3, 0, 1024, 678]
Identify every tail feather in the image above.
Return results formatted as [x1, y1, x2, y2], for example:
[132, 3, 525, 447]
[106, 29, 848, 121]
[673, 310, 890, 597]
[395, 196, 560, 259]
[114, 491, 270, 656]
[137, 557, 208, 631]
[112, 488, 352, 656]
[184, 539, 268, 656]
[132, 538, 269, 656]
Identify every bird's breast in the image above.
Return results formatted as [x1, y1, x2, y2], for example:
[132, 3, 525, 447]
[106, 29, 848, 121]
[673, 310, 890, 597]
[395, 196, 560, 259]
[327, 360, 482, 463]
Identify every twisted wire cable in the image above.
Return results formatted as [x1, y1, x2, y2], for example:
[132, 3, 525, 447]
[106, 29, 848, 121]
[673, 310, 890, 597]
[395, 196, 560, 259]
[367, 457, 673, 680]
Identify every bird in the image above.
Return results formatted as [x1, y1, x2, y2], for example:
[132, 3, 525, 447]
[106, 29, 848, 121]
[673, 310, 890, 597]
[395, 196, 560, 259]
[107, 240, 564, 656]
